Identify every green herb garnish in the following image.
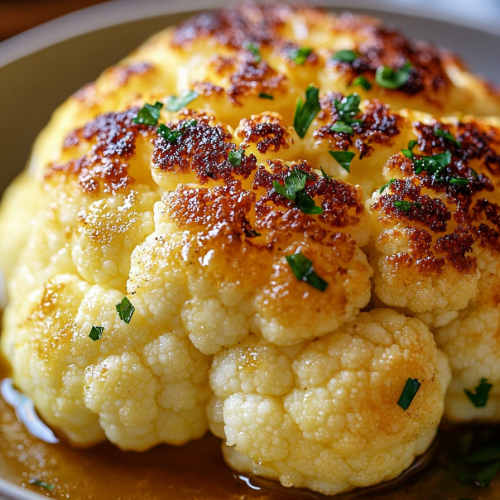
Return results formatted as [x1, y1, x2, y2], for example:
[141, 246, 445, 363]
[351, 75, 372, 90]
[375, 62, 412, 89]
[285, 251, 328, 291]
[401, 139, 418, 159]
[116, 297, 135, 324]
[379, 178, 395, 194]
[229, 150, 244, 166]
[29, 479, 54, 492]
[320, 166, 333, 181]
[476, 461, 500, 487]
[258, 92, 274, 100]
[133, 101, 163, 126]
[435, 127, 461, 147]
[89, 326, 104, 341]
[397, 378, 421, 410]
[464, 444, 500, 464]
[413, 150, 452, 178]
[157, 119, 196, 144]
[329, 150, 355, 172]
[273, 168, 323, 215]
[331, 93, 363, 135]
[332, 49, 358, 63]
[165, 90, 199, 112]
[293, 85, 321, 139]
[465, 378, 492, 408]
[245, 42, 261, 63]
[394, 200, 421, 212]
[450, 177, 469, 186]
[290, 47, 312, 65]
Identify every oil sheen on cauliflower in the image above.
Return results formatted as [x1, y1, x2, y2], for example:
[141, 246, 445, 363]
[208, 309, 451, 495]
[1, 1, 500, 493]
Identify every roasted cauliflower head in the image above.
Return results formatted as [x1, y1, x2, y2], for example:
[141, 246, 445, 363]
[1, 1, 500, 496]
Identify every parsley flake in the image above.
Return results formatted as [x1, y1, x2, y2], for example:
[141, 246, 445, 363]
[450, 177, 469, 186]
[394, 200, 421, 212]
[351, 75, 372, 90]
[165, 90, 198, 112]
[116, 297, 135, 324]
[379, 178, 395, 194]
[320, 166, 333, 181]
[293, 85, 321, 139]
[290, 47, 312, 65]
[397, 378, 421, 410]
[435, 127, 461, 147]
[258, 92, 274, 100]
[245, 42, 261, 63]
[89, 326, 104, 341]
[331, 93, 363, 136]
[375, 62, 412, 89]
[29, 479, 54, 492]
[332, 49, 358, 63]
[229, 149, 244, 166]
[476, 461, 500, 487]
[133, 101, 163, 126]
[273, 168, 323, 215]
[157, 119, 196, 144]
[465, 378, 492, 408]
[401, 139, 418, 159]
[285, 251, 328, 291]
[329, 150, 355, 172]
[413, 150, 452, 178]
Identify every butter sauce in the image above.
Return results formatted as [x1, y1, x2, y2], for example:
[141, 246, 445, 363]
[0, 356, 498, 499]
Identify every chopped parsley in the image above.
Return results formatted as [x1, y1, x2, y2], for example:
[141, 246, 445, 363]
[89, 326, 104, 341]
[351, 75, 372, 90]
[157, 119, 196, 144]
[320, 166, 333, 181]
[332, 49, 358, 63]
[285, 251, 328, 291]
[394, 200, 421, 212]
[329, 150, 355, 172]
[273, 168, 323, 215]
[397, 378, 421, 410]
[228, 149, 244, 166]
[116, 297, 135, 324]
[379, 178, 395, 194]
[245, 42, 261, 63]
[465, 378, 492, 408]
[413, 150, 452, 178]
[166, 90, 198, 112]
[331, 93, 362, 135]
[293, 85, 321, 139]
[258, 92, 274, 100]
[375, 62, 412, 89]
[133, 101, 163, 126]
[450, 177, 469, 186]
[475, 461, 500, 487]
[435, 126, 461, 147]
[29, 479, 54, 492]
[290, 47, 312, 65]
[401, 139, 418, 159]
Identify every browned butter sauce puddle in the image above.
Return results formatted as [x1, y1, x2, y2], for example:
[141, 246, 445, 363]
[0, 356, 498, 500]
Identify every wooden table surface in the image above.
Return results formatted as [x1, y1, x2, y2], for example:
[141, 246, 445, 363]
[0, 0, 111, 41]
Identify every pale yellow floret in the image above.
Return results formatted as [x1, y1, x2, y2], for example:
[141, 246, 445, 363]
[209, 309, 451, 496]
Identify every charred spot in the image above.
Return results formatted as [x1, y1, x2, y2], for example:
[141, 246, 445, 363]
[152, 116, 257, 183]
[373, 178, 451, 232]
[328, 14, 449, 97]
[109, 62, 154, 86]
[315, 95, 401, 157]
[472, 198, 500, 232]
[48, 109, 149, 194]
[433, 226, 476, 273]
[470, 222, 500, 254]
[192, 81, 225, 98]
[236, 113, 292, 153]
[171, 3, 290, 50]
[253, 161, 365, 231]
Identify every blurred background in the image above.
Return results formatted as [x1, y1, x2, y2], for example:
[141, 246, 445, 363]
[1, 0, 500, 41]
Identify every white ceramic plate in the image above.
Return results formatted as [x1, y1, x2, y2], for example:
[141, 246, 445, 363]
[0, 1, 499, 498]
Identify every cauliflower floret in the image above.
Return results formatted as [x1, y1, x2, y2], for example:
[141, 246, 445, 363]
[208, 309, 451, 496]
[1, 273, 211, 449]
